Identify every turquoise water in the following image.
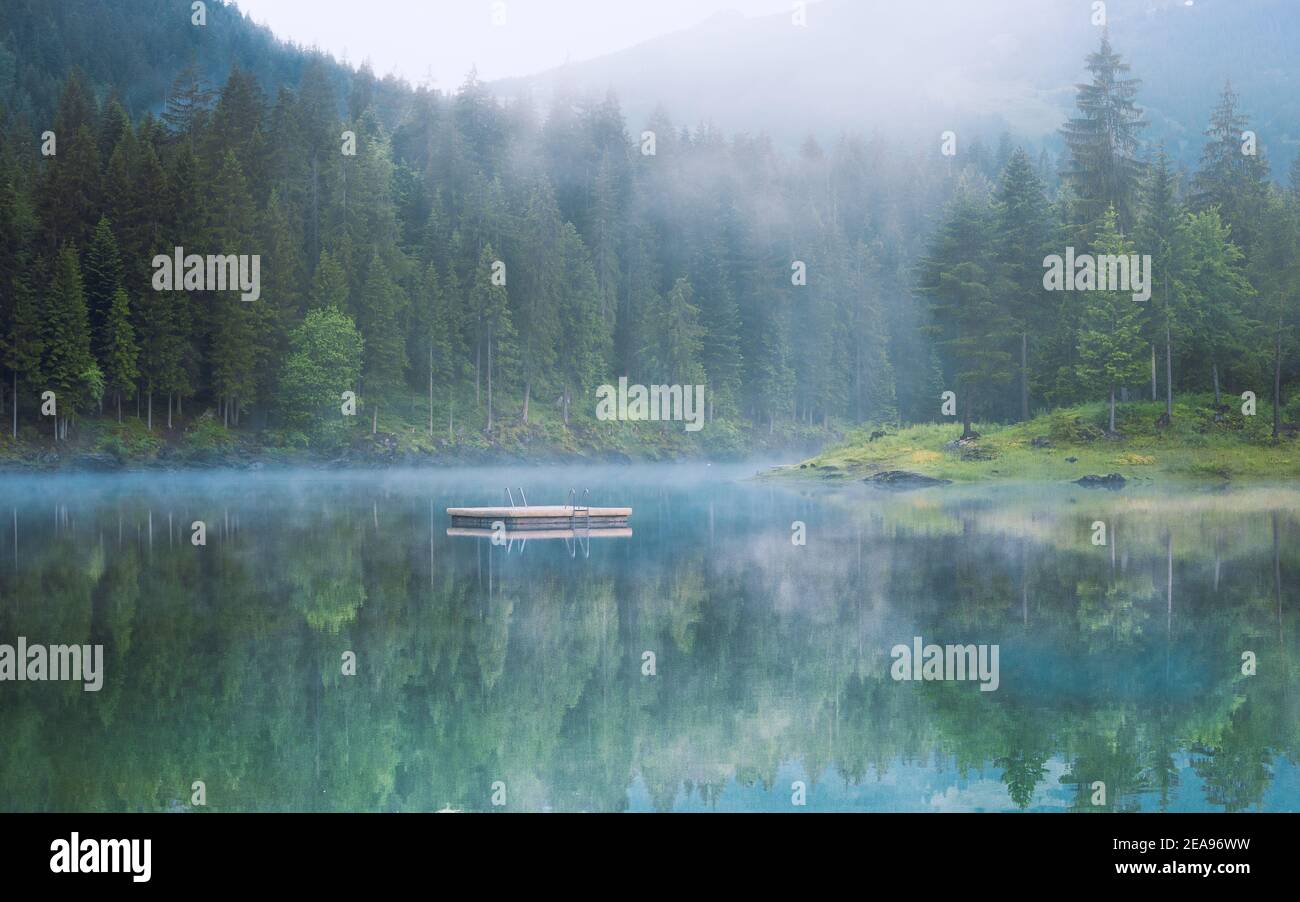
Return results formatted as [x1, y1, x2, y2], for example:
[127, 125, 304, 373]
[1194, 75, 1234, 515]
[0, 466, 1296, 811]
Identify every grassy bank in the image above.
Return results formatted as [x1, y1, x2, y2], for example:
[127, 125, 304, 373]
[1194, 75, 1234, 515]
[774, 394, 1300, 483]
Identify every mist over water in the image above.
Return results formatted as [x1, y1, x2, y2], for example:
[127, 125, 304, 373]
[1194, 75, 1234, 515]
[0, 467, 1295, 812]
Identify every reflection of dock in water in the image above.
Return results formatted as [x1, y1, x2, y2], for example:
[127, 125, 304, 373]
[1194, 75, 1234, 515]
[447, 520, 631, 558]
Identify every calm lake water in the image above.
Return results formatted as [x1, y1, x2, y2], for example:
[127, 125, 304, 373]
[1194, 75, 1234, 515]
[0, 464, 1296, 812]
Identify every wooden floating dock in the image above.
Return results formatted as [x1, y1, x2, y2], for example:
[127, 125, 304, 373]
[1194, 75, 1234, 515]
[446, 526, 632, 540]
[447, 505, 632, 531]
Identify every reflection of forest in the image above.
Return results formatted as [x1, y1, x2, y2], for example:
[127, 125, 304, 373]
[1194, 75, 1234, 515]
[0, 479, 1295, 812]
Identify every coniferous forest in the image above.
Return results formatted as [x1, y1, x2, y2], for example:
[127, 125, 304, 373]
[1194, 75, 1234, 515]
[0, 0, 1297, 464]
[4, 0, 1300, 845]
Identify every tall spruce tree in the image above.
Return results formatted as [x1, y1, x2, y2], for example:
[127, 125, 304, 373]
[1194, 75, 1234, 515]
[83, 217, 124, 376]
[995, 148, 1052, 421]
[1061, 33, 1146, 234]
[1248, 190, 1298, 438]
[920, 178, 1015, 438]
[40, 245, 101, 439]
[1191, 81, 1271, 260]
[358, 254, 409, 433]
[1136, 146, 1180, 414]
[101, 287, 138, 422]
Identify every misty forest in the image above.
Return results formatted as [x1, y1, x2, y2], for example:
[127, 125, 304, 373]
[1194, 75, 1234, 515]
[2, 0, 1299, 822]
[0, 0, 1298, 464]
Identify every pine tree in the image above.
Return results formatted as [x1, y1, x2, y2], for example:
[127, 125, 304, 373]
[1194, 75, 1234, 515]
[358, 255, 409, 433]
[693, 215, 743, 421]
[0, 158, 39, 438]
[1074, 208, 1148, 433]
[513, 180, 563, 423]
[1061, 33, 1146, 233]
[1136, 146, 1180, 413]
[40, 245, 101, 439]
[39, 123, 101, 249]
[920, 177, 1015, 438]
[257, 186, 307, 392]
[555, 224, 608, 426]
[846, 240, 895, 424]
[412, 262, 454, 435]
[83, 217, 124, 370]
[207, 151, 258, 427]
[1248, 190, 1298, 439]
[161, 62, 214, 146]
[101, 287, 138, 422]
[1170, 208, 1254, 407]
[1191, 81, 1270, 259]
[471, 243, 515, 432]
[134, 288, 183, 431]
[995, 148, 1052, 420]
[310, 250, 351, 312]
[653, 277, 704, 386]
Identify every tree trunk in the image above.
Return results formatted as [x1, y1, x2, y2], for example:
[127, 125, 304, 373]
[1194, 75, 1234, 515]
[1165, 324, 1173, 419]
[1150, 344, 1157, 400]
[1109, 387, 1116, 434]
[1212, 362, 1221, 407]
[522, 380, 530, 424]
[428, 346, 434, 437]
[116, 393, 122, 424]
[11, 370, 16, 440]
[1273, 327, 1283, 439]
[371, 404, 378, 435]
[961, 391, 974, 440]
[486, 326, 494, 434]
[147, 392, 152, 431]
[1020, 331, 1029, 421]
[168, 393, 173, 430]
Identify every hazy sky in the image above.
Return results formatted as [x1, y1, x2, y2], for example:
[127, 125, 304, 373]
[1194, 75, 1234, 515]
[232, 0, 797, 88]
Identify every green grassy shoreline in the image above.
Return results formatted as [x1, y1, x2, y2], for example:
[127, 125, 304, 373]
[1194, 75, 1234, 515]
[770, 395, 1300, 484]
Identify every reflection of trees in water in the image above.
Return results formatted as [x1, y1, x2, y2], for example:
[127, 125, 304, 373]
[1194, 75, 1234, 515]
[0, 488, 1295, 812]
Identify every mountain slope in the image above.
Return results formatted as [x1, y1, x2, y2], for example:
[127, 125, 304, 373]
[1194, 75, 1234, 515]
[493, 0, 1300, 172]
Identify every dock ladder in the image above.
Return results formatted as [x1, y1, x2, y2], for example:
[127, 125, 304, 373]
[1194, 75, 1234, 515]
[566, 488, 591, 558]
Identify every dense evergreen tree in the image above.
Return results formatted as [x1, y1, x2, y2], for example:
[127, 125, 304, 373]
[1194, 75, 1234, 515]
[920, 178, 1015, 438]
[100, 287, 138, 422]
[1191, 82, 1271, 259]
[995, 148, 1052, 420]
[1074, 209, 1147, 433]
[358, 254, 408, 433]
[1061, 33, 1146, 233]
[82, 217, 124, 375]
[40, 245, 101, 438]
[1136, 147, 1180, 413]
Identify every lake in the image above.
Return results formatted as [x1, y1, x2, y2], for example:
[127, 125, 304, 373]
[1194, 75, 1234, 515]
[0, 465, 1296, 812]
